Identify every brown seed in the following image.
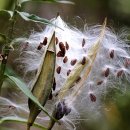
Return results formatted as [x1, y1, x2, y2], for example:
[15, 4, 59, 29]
[59, 42, 66, 56]
[59, 42, 65, 50]
[37, 43, 43, 50]
[65, 42, 69, 50]
[56, 66, 61, 74]
[49, 91, 53, 100]
[57, 51, 65, 57]
[81, 57, 86, 65]
[53, 78, 56, 91]
[42, 37, 48, 45]
[117, 70, 124, 77]
[110, 50, 114, 59]
[70, 59, 77, 66]
[75, 76, 81, 83]
[67, 69, 71, 76]
[63, 56, 68, 63]
[61, 49, 66, 57]
[89, 93, 96, 102]
[104, 68, 110, 77]
[97, 80, 103, 85]
[55, 37, 59, 44]
[82, 38, 85, 47]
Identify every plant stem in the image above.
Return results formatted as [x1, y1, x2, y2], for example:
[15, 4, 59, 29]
[0, 0, 18, 94]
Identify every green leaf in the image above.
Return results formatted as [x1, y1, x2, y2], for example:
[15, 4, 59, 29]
[0, 116, 47, 130]
[4, 74, 56, 122]
[20, 0, 74, 4]
[16, 11, 61, 28]
[0, 10, 13, 19]
[28, 32, 56, 129]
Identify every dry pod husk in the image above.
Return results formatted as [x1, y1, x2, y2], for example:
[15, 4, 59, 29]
[27, 32, 56, 130]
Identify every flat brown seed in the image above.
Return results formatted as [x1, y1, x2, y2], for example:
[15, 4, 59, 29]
[89, 93, 96, 102]
[42, 37, 48, 45]
[56, 66, 61, 74]
[81, 57, 86, 65]
[110, 50, 114, 59]
[117, 70, 123, 77]
[97, 80, 103, 85]
[70, 59, 77, 66]
[58, 42, 66, 57]
[82, 38, 85, 47]
[37, 43, 43, 50]
[63, 56, 68, 63]
[67, 69, 71, 76]
[104, 68, 110, 77]
[65, 42, 69, 50]
[59, 42, 65, 51]
[55, 37, 58, 44]
[75, 76, 81, 83]
[49, 91, 53, 100]
[61, 49, 66, 57]
[57, 51, 64, 57]
[53, 78, 56, 91]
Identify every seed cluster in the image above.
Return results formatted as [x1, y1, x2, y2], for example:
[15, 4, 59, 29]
[54, 101, 71, 120]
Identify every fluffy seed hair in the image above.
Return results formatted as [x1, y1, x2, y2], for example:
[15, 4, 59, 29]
[3, 16, 130, 130]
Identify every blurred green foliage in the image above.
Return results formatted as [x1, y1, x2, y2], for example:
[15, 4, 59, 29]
[0, 0, 15, 10]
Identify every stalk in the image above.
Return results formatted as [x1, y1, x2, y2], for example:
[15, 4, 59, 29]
[0, 0, 18, 94]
